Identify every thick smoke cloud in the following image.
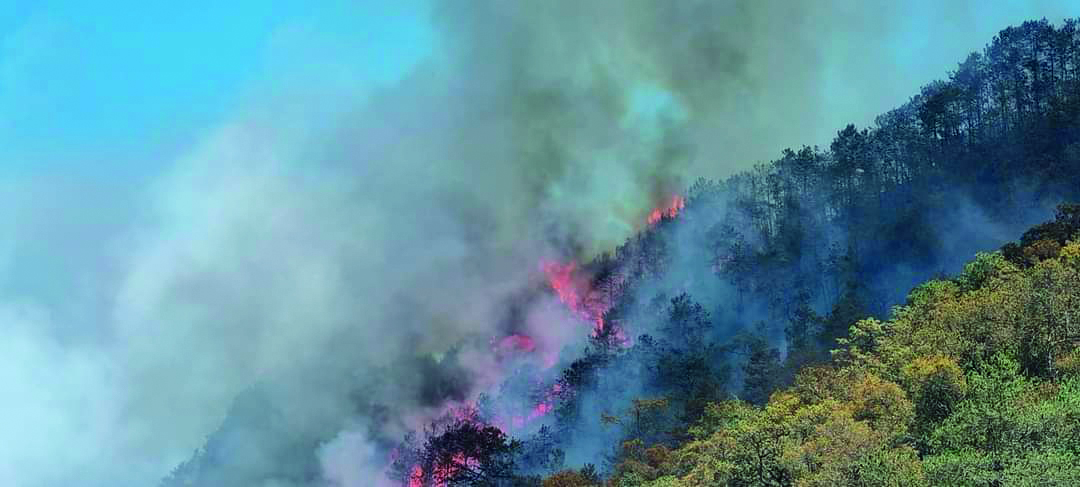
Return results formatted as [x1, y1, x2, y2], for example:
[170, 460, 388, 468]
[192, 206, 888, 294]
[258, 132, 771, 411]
[1, 1, 1076, 486]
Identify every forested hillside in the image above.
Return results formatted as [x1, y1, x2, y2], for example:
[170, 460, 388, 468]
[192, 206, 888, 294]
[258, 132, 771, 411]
[397, 19, 1080, 487]
[560, 205, 1080, 485]
[163, 19, 1080, 487]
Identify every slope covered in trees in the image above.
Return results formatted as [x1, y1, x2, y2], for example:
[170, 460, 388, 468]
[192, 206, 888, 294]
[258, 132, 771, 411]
[575, 204, 1080, 486]
[518, 17, 1080, 478]
[162, 19, 1080, 487]
[416, 18, 1080, 486]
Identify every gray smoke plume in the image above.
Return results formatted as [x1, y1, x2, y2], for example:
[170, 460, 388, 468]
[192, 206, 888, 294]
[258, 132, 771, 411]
[0, 1, 1076, 486]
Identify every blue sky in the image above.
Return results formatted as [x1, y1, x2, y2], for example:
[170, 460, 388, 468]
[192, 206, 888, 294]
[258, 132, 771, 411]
[0, 0, 432, 176]
[0, 0, 434, 353]
[1, 0, 1074, 179]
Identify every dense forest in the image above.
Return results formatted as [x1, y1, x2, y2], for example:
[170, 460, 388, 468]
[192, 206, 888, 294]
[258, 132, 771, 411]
[551, 205, 1080, 485]
[163, 19, 1080, 487]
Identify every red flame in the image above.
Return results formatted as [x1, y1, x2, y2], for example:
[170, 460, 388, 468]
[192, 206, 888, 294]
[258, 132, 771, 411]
[491, 333, 560, 369]
[448, 404, 486, 427]
[540, 260, 612, 337]
[540, 260, 585, 312]
[526, 379, 568, 422]
[432, 453, 478, 486]
[647, 195, 685, 225]
[409, 465, 424, 487]
[396, 350, 581, 483]
[493, 334, 536, 354]
[403, 405, 493, 487]
[393, 201, 661, 484]
[486, 380, 571, 433]
[529, 402, 553, 419]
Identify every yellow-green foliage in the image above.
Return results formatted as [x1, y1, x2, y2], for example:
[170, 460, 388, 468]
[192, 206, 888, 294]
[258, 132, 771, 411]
[590, 248, 1080, 486]
[1058, 239, 1080, 266]
[848, 374, 914, 439]
[543, 470, 597, 487]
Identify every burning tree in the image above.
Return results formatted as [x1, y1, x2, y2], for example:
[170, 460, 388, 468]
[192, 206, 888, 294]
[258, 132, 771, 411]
[390, 411, 522, 487]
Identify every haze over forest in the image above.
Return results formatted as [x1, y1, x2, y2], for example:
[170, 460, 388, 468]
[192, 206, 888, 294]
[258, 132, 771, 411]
[2, 2, 1080, 486]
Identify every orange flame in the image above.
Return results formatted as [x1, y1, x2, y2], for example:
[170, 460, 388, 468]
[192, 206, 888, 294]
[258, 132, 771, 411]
[647, 195, 685, 225]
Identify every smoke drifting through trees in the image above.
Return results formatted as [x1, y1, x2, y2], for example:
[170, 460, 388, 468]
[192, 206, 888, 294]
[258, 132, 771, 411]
[3, 2, 1077, 487]
[153, 2, 958, 484]
[156, 16, 1080, 487]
